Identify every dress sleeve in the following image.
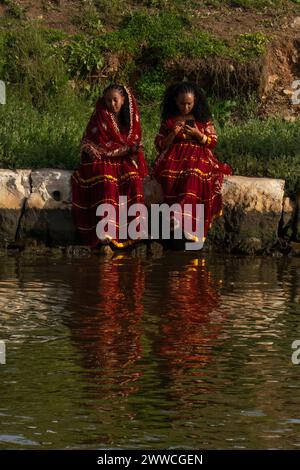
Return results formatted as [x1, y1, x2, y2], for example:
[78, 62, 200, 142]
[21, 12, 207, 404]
[155, 121, 170, 152]
[202, 119, 218, 150]
[80, 138, 130, 160]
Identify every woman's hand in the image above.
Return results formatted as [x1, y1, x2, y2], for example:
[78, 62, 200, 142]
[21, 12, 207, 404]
[130, 143, 141, 154]
[159, 121, 184, 150]
[172, 120, 185, 136]
[185, 125, 208, 144]
[131, 152, 139, 165]
[128, 143, 141, 168]
[116, 143, 140, 158]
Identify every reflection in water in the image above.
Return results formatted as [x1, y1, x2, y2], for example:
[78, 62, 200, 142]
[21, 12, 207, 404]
[156, 258, 223, 368]
[65, 256, 224, 402]
[150, 259, 224, 391]
[0, 254, 300, 449]
[66, 257, 145, 398]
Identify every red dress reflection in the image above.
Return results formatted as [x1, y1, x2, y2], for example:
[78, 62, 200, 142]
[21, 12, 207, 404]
[68, 257, 145, 398]
[152, 258, 225, 396]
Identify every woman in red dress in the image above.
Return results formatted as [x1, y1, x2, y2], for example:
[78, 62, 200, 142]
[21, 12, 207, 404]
[152, 82, 232, 244]
[72, 84, 148, 248]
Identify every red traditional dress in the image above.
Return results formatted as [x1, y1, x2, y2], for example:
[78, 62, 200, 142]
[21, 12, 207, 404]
[152, 117, 232, 241]
[72, 88, 148, 248]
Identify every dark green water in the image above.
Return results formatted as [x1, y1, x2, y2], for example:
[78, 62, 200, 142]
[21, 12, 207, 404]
[0, 252, 300, 450]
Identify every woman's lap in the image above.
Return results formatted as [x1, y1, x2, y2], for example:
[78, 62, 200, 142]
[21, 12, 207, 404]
[72, 158, 145, 246]
[153, 148, 224, 236]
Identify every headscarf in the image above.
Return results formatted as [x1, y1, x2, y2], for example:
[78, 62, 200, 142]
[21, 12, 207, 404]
[80, 86, 142, 161]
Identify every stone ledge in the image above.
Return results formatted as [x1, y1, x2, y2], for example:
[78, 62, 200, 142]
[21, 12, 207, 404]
[0, 169, 298, 253]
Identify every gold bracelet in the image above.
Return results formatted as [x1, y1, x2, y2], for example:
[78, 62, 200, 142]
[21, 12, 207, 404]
[201, 134, 208, 144]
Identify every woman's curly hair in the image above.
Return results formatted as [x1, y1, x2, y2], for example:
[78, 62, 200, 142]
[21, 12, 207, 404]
[161, 81, 211, 123]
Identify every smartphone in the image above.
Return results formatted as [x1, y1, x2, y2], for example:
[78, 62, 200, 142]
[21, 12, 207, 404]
[185, 119, 195, 128]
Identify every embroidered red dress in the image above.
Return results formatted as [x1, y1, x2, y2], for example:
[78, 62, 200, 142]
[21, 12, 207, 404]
[71, 88, 148, 248]
[152, 117, 232, 240]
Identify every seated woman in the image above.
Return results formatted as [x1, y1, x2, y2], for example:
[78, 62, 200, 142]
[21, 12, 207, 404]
[152, 81, 232, 243]
[72, 84, 148, 248]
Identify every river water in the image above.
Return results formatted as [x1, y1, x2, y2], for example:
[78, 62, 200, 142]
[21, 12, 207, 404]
[0, 252, 299, 449]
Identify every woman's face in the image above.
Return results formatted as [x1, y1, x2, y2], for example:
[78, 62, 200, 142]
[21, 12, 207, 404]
[104, 89, 125, 115]
[175, 92, 195, 116]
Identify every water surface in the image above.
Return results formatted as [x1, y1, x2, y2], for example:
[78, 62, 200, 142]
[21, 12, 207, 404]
[0, 252, 299, 449]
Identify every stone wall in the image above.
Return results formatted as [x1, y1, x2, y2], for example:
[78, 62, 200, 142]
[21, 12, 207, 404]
[0, 169, 298, 254]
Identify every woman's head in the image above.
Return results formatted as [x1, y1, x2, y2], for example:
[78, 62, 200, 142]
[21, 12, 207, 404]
[162, 82, 211, 122]
[102, 84, 130, 128]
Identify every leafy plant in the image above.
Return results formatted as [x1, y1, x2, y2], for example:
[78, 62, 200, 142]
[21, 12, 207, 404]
[58, 38, 104, 79]
[237, 32, 269, 60]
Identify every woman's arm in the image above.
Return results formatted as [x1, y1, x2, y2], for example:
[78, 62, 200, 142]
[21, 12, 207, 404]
[185, 119, 218, 149]
[106, 145, 133, 158]
[201, 120, 218, 149]
[155, 120, 184, 152]
[81, 140, 136, 160]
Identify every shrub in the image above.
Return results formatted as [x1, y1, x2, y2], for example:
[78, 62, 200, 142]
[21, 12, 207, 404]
[58, 37, 104, 79]
[136, 68, 167, 102]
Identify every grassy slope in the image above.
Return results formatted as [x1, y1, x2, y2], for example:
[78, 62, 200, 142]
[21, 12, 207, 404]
[0, 0, 299, 196]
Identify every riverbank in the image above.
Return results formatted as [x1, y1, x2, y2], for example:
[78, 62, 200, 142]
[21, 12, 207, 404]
[0, 93, 299, 198]
[0, 2, 300, 198]
[0, 169, 299, 256]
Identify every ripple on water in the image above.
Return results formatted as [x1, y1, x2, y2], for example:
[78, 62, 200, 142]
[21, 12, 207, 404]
[0, 434, 39, 446]
[0, 255, 300, 449]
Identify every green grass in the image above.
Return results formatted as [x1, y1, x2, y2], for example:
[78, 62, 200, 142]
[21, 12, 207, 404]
[216, 118, 300, 196]
[0, 87, 90, 169]
[0, 6, 299, 197]
[93, 0, 127, 25]
[98, 11, 269, 62]
[0, 23, 69, 109]
[0, 87, 299, 197]
[72, 1, 104, 35]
